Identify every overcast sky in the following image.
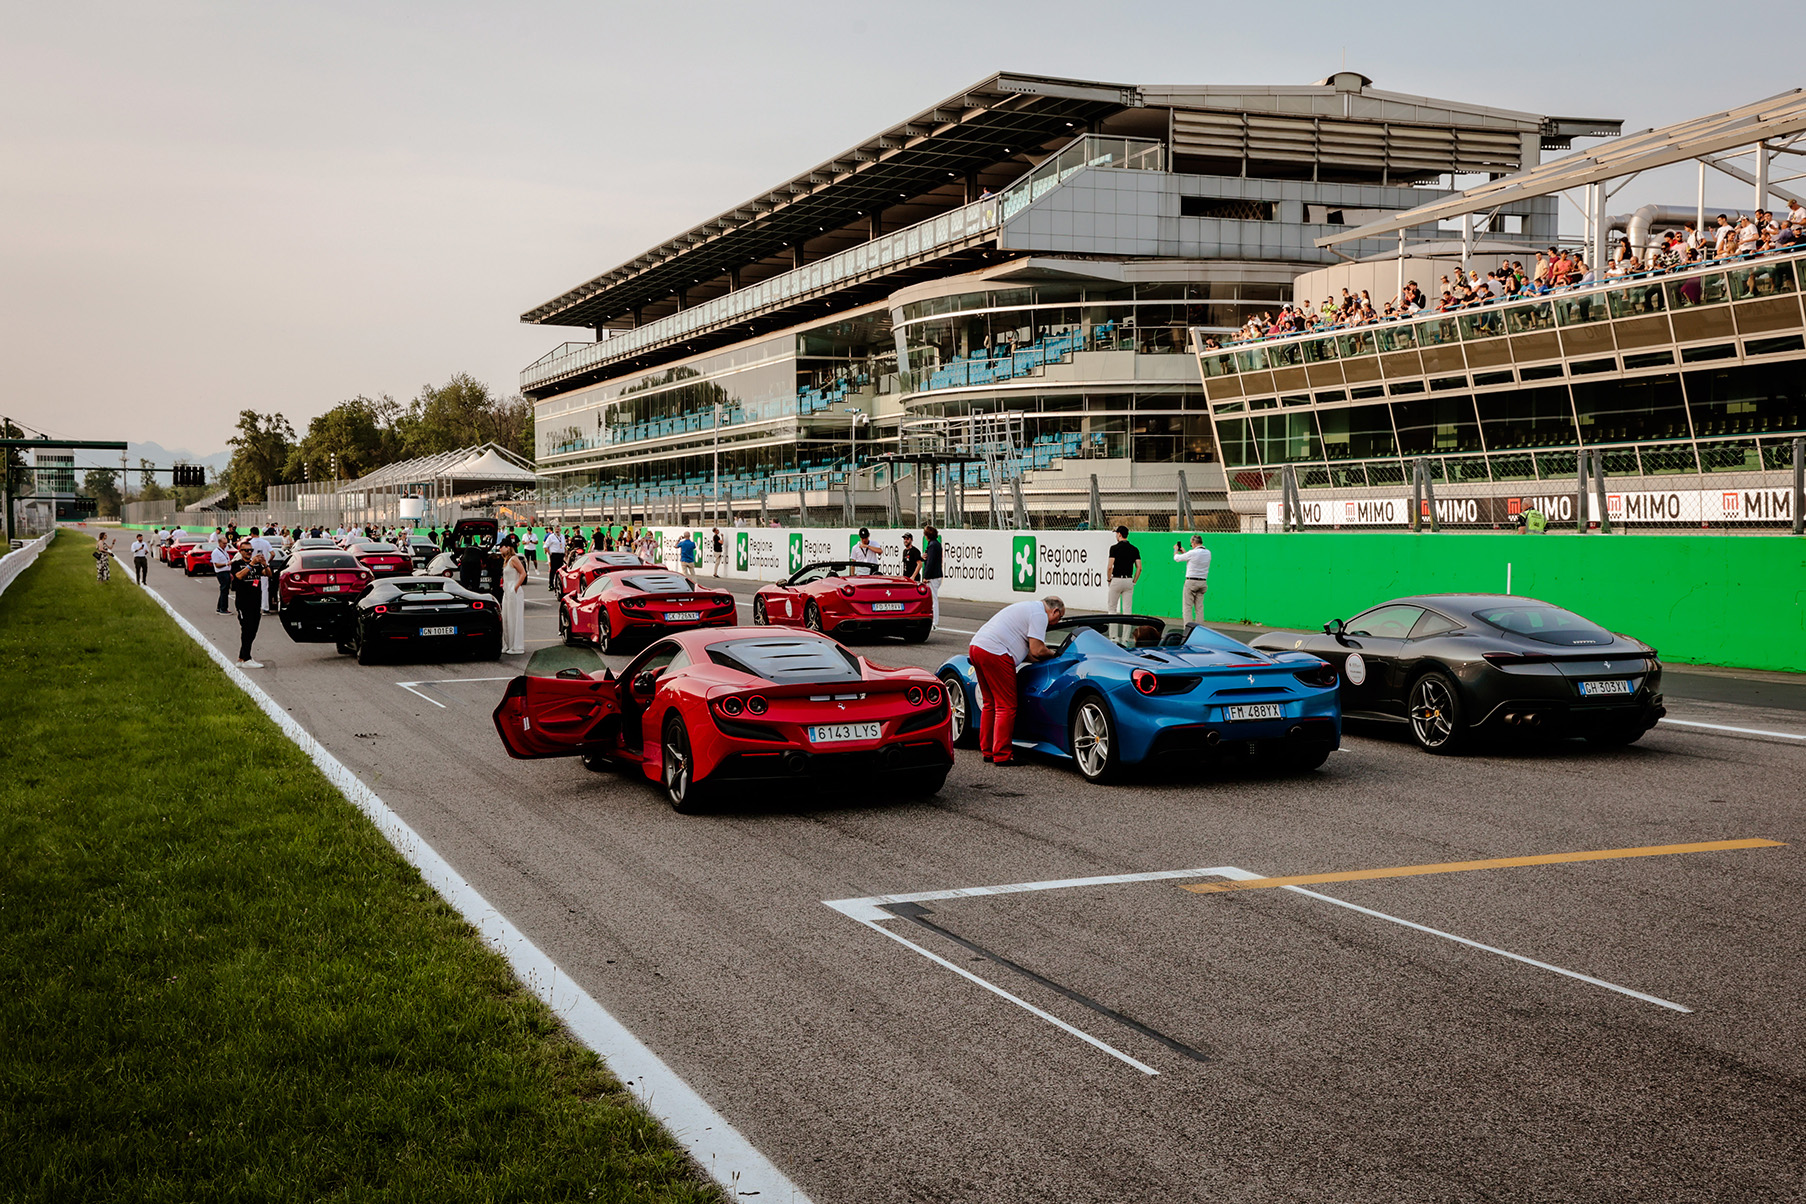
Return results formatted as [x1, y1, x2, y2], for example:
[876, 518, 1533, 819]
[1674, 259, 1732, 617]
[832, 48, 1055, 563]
[2, 1, 1794, 458]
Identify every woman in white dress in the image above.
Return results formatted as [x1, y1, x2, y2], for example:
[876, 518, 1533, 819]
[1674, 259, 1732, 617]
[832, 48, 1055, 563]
[500, 537, 528, 655]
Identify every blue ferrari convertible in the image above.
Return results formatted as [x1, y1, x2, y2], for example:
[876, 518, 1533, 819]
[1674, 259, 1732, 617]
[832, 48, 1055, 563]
[936, 615, 1342, 782]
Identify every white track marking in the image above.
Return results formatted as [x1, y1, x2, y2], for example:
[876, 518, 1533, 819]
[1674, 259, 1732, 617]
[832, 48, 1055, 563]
[397, 683, 446, 707]
[825, 866, 1237, 922]
[395, 675, 514, 708]
[854, 915, 1159, 1076]
[136, 579, 813, 1202]
[1660, 718, 1805, 741]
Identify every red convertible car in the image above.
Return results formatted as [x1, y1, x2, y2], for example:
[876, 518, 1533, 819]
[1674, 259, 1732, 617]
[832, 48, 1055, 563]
[347, 541, 414, 579]
[554, 550, 647, 597]
[560, 569, 736, 653]
[751, 561, 931, 642]
[493, 629, 953, 812]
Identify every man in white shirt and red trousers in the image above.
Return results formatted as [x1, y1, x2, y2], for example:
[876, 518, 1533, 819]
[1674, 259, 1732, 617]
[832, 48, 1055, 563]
[967, 595, 1065, 766]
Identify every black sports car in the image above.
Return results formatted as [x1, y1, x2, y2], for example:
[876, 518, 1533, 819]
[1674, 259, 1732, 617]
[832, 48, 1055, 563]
[344, 576, 503, 665]
[1251, 594, 1666, 752]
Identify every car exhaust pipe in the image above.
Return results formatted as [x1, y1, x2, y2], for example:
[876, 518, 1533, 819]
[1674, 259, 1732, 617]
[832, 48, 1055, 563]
[1287, 725, 1303, 739]
[783, 752, 807, 775]
[1205, 730, 1221, 747]
[1503, 712, 1519, 725]
[1526, 713, 1543, 727]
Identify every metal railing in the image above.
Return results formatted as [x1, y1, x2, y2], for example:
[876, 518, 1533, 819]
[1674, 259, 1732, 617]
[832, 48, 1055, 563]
[521, 135, 1167, 393]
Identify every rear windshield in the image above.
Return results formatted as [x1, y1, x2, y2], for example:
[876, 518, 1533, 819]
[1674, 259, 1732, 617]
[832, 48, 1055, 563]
[390, 580, 454, 595]
[1474, 604, 1616, 647]
[353, 543, 399, 553]
[624, 574, 692, 593]
[297, 553, 359, 570]
[706, 636, 862, 684]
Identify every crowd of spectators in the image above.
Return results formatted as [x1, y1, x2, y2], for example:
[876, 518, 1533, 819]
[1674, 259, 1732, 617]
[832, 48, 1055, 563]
[1206, 199, 1806, 350]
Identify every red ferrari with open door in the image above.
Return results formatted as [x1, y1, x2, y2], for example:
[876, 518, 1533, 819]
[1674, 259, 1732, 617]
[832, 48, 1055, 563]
[751, 561, 932, 642]
[493, 629, 954, 813]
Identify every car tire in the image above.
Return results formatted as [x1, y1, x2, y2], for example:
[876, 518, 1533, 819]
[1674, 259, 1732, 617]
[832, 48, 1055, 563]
[660, 713, 708, 814]
[478, 636, 502, 662]
[940, 670, 980, 749]
[1070, 693, 1122, 783]
[581, 751, 612, 773]
[1407, 670, 1467, 754]
[902, 622, 930, 644]
[752, 596, 768, 625]
[804, 601, 824, 632]
[597, 615, 617, 654]
[354, 624, 380, 666]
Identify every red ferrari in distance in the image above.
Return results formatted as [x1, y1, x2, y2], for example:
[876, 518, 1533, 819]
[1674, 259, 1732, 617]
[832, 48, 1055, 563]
[752, 561, 932, 642]
[347, 541, 414, 578]
[560, 569, 736, 653]
[493, 628, 953, 812]
[160, 532, 198, 565]
[182, 543, 219, 575]
[554, 550, 647, 597]
[276, 549, 375, 644]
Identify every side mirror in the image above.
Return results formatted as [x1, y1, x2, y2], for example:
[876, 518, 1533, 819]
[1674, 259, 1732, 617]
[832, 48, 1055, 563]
[631, 671, 658, 698]
[1324, 618, 1346, 640]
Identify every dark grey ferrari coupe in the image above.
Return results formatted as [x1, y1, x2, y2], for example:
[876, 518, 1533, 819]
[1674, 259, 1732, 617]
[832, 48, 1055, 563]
[1251, 595, 1665, 753]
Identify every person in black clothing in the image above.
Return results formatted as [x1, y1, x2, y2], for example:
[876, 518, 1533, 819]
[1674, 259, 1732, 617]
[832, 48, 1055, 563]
[900, 532, 922, 581]
[1105, 525, 1141, 613]
[233, 549, 268, 668]
[921, 525, 943, 630]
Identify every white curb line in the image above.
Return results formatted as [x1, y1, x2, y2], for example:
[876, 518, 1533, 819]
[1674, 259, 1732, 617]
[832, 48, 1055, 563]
[130, 571, 812, 1202]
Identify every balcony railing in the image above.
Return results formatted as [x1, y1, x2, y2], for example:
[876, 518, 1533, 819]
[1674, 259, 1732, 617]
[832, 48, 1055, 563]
[522, 135, 1168, 393]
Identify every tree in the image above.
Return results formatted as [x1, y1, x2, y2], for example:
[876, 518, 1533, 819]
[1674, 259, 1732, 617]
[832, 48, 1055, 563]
[284, 395, 402, 484]
[82, 468, 121, 516]
[223, 410, 295, 506]
[136, 458, 168, 503]
[397, 374, 533, 461]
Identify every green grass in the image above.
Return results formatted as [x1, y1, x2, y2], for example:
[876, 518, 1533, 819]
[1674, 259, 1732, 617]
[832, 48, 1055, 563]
[0, 535, 721, 1204]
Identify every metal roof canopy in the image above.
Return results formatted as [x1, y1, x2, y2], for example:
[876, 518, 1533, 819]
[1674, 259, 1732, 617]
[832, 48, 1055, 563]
[1320, 88, 1806, 247]
[520, 72, 1138, 330]
[337, 443, 541, 493]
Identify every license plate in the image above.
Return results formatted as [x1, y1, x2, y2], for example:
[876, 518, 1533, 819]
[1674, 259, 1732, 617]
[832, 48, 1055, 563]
[1580, 679, 1632, 696]
[419, 625, 457, 637]
[808, 722, 881, 743]
[666, 611, 700, 622]
[870, 602, 905, 612]
[322, 585, 341, 593]
[1226, 703, 1283, 721]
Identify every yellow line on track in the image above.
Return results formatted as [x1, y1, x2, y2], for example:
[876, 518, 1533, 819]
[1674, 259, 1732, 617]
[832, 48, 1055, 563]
[1181, 838, 1785, 895]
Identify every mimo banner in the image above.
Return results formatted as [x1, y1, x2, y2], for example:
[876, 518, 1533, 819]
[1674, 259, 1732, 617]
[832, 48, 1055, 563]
[1265, 485, 1799, 528]
[647, 525, 1119, 609]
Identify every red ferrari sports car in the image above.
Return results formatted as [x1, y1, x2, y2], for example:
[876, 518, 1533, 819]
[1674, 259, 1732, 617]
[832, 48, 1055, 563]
[560, 569, 736, 653]
[347, 541, 414, 579]
[182, 544, 218, 575]
[554, 550, 646, 597]
[493, 628, 953, 812]
[276, 549, 375, 644]
[752, 561, 932, 642]
[160, 532, 198, 565]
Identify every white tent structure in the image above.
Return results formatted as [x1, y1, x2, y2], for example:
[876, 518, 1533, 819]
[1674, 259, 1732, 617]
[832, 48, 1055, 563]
[334, 442, 543, 529]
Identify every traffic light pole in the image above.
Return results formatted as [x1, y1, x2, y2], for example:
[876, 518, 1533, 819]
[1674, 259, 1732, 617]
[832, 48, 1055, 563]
[1, 438, 128, 547]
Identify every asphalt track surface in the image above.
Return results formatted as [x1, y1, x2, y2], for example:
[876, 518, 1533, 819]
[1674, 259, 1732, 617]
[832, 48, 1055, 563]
[144, 556, 1805, 1204]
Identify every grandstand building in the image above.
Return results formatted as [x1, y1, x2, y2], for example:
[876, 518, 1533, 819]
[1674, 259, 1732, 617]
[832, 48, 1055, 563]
[522, 72, 1614, 523]
[1197, 90, 1806, 530]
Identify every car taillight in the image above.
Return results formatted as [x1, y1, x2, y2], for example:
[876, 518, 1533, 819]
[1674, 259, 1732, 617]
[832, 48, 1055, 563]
[719, 696, 744, 717]
[916, 584, 929, 596]
[839, 585, 855, 596]
[1292, 663, 1338, 688]
[373, 605, 387, 614]
[471, 600, 485, 609]
[926, 684, 942, 705]
[747, 694, 768, 715]
[1482, 652, 1553, 666]
[1132, 669, 1158, 695]
[906, 685, 923, 706]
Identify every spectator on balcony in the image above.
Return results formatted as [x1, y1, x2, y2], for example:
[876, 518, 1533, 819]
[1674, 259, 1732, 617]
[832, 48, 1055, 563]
[1788, 198, 1806, 231]
[1713, 215, 1735, 258]
[1736, 216, 1760, 256]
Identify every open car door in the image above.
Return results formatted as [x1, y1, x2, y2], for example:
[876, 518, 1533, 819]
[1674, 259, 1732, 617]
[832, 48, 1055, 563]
[492, 647, 623, 759]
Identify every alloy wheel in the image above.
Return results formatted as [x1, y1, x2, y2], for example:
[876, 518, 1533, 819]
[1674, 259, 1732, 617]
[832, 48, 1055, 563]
[662, 718, 691, 808]
[752, 596, 767, 625]
[1409, 676, 1457, 749]
[1072, 699, 1113, 780]
[804, 602, 823, 631]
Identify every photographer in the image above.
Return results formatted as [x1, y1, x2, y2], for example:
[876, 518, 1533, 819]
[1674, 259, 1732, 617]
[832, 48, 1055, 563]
[232, 543, 268, 669]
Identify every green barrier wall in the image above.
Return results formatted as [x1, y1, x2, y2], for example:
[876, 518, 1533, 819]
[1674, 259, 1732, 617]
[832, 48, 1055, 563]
[1133, 532, 1806, 674]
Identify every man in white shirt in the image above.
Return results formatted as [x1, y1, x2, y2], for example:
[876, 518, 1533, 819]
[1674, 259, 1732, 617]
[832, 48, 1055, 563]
[967, 595, 1065, 766]
[249, 531, 275, 612]
[1172, 536, 1212, 625]
[849, 527, 881, 567]
[543, 527, 567, 589]
[210, 542, 234, 614]
[130, 534, 149, 584]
